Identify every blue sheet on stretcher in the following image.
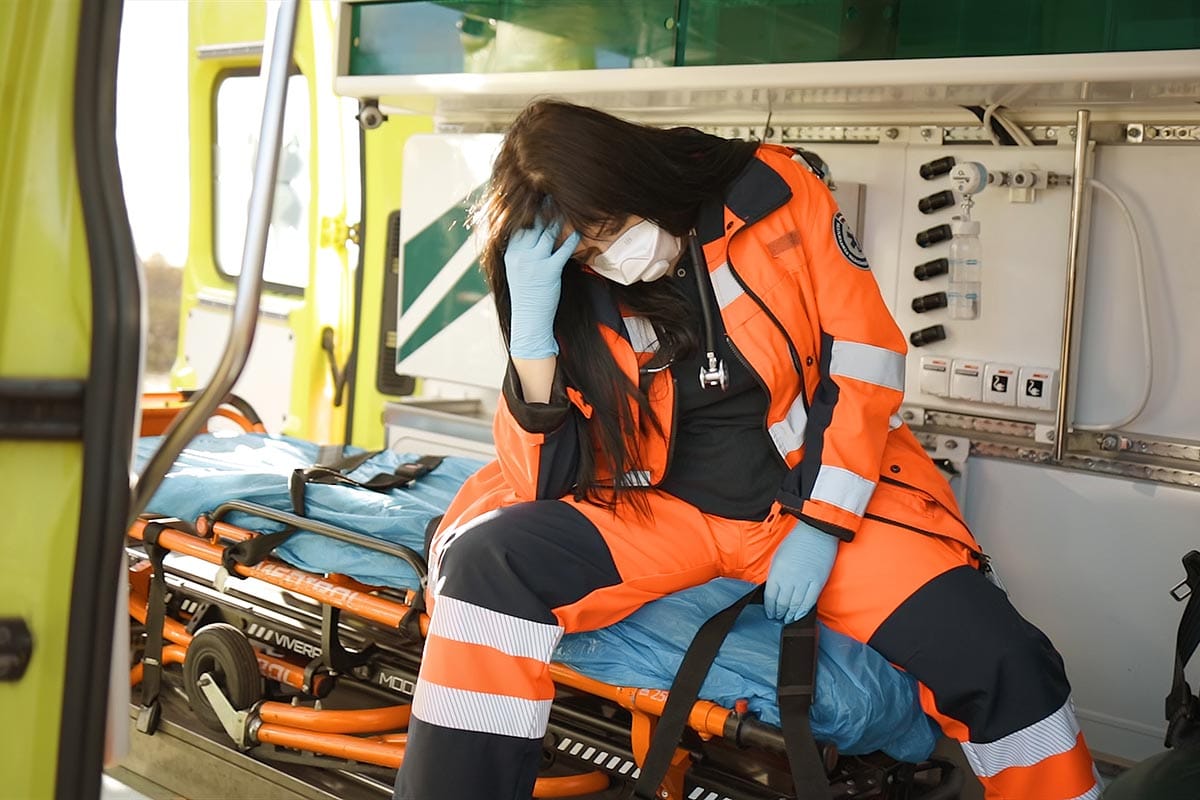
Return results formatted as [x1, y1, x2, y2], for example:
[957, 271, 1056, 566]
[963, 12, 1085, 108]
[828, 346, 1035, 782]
[136, 433, 939, 762]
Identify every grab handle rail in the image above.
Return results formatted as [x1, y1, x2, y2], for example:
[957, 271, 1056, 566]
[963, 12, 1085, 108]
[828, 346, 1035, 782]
[131, 0, 300, 518]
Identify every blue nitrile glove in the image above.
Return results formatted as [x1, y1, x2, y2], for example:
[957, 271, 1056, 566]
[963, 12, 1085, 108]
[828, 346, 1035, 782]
[764, 520, 839, 624]
[504, 217, 582, 360]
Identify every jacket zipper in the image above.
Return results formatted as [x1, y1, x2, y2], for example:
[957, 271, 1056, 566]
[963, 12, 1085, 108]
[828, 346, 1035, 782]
[862, 512, 987, 563]
[725, 333, 790, 470]
[724, 247, 805, 379]
[716, 230, 805, 468]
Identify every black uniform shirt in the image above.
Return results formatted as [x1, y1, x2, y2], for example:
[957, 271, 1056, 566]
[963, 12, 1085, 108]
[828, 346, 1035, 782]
[655, 257, 787, 521]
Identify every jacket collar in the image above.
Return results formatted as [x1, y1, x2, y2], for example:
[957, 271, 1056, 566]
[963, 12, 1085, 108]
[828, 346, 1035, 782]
[583, 273, 626, 339]
[696, 152, 793, 245]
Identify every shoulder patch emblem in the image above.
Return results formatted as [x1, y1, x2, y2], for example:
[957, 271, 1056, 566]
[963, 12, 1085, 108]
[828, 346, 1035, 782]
[833, 211, 869, 270]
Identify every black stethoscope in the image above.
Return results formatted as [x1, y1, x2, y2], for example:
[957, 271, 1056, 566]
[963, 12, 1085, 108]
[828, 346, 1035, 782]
[689, 232, 730, 391]
[640, 232, 729, 391]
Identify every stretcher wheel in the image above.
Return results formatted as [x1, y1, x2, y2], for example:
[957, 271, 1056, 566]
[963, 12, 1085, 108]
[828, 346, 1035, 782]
[183, 623, 263, 733]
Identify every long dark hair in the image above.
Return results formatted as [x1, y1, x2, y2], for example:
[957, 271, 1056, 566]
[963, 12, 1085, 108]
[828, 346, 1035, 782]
[478, 100, 758, 509]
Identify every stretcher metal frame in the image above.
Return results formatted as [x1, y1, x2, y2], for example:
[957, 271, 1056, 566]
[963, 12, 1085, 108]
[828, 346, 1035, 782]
[127, 394, 964, 799]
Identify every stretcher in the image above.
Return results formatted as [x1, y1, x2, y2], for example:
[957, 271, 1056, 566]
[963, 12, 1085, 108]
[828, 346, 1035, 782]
[128, 394, 964, 799]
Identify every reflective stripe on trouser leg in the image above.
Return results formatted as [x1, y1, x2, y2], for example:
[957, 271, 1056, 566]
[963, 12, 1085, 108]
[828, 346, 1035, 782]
[395, 501, 623, 800]
[869, 565, 1100, 800]
[956, 695, 1102, 800]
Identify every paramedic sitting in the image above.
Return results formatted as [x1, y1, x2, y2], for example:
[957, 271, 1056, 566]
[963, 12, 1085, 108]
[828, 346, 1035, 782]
[394, 100, 1101, 800]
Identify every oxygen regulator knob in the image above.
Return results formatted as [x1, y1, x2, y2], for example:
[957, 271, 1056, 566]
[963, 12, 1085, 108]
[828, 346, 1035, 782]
[949, 162, 989, 196]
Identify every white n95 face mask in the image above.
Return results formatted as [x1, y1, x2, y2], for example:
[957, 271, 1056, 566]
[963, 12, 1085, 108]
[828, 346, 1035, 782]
[590, 220, 681, 285]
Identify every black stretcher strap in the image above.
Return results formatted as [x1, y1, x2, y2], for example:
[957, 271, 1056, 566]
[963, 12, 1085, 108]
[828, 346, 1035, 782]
[629, 584, 831, 800]
[137, 518, 182, 735]
[778, 611, 829, 796]
[1165, 550, 1200, 748]
[220, 454, 444, 571]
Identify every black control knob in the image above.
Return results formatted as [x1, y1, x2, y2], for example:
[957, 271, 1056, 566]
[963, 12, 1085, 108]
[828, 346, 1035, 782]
[920, 156, 956, 180]
[912, 292, 949, 313]
[909, 324, 947, 347]
[915, 224, 953, 248]
[918, 189, 956, 215]
[914, 257, 950, 281]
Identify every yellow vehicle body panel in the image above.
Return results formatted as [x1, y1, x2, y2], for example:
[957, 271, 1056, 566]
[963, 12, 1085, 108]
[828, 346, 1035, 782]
[0, 0, 89, 794]
[349, 116, 434, 450]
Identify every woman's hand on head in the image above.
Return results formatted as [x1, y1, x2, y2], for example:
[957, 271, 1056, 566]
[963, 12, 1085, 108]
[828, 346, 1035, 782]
[504, 216, 581, 360]
[505, 216, 581, 293]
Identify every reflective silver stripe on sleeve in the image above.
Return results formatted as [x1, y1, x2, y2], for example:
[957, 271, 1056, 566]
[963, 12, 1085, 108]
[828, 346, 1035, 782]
[412, 682, 553, 739]
[767, 394, 808, 456]
[810, 465, 876, 516]
[709, 263, 745, 309]
[830, 340, 905, 392]
[622, 316, 659, 354]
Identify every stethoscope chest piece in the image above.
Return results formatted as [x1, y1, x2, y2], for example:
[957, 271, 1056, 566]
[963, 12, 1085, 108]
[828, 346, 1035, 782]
[699, 355, 729, 391]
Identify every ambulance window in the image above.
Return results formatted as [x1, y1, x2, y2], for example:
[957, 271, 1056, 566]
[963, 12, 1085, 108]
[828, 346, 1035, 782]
[213, 71, 310, 291]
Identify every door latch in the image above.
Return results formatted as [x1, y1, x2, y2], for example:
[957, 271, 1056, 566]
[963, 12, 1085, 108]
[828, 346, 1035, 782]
[0, 618, 33, 681]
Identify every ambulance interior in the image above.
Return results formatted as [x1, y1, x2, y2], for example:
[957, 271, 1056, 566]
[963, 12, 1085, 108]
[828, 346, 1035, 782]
[117, 2, 1200, 798]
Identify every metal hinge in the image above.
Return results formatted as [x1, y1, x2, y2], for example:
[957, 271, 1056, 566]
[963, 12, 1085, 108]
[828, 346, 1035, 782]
[319, 216, 360, 249]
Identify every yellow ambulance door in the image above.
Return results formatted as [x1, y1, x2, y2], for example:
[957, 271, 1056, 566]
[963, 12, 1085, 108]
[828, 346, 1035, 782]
[177, 0, 356, 443]
[0, 0, 141, 796]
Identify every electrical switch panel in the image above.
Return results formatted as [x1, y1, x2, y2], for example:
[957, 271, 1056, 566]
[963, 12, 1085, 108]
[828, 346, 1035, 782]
[1017, 367, 1058, 410]
[916, 355, 1057, 416]
[983, 363, 1019, 406]
[919, 356, 951, 397]
[950, 359, 984, 402]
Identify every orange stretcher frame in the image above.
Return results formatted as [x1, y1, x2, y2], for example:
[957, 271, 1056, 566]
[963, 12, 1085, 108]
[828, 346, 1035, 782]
[139, 391, 268, 436]
[128, 393, 755, 798]
[126, 516, 728, 798]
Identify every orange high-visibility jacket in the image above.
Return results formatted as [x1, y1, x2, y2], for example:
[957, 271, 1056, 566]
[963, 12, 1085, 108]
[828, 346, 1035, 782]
[439, 145, 972, 549]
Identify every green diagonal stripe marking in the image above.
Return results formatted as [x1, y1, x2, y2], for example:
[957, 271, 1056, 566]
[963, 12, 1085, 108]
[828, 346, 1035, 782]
[397, 184, 488, 362]
[398, 262, 489, 361]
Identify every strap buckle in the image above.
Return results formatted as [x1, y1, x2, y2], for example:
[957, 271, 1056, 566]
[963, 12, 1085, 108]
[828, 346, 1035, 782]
[1170, 550, 1200, 602]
